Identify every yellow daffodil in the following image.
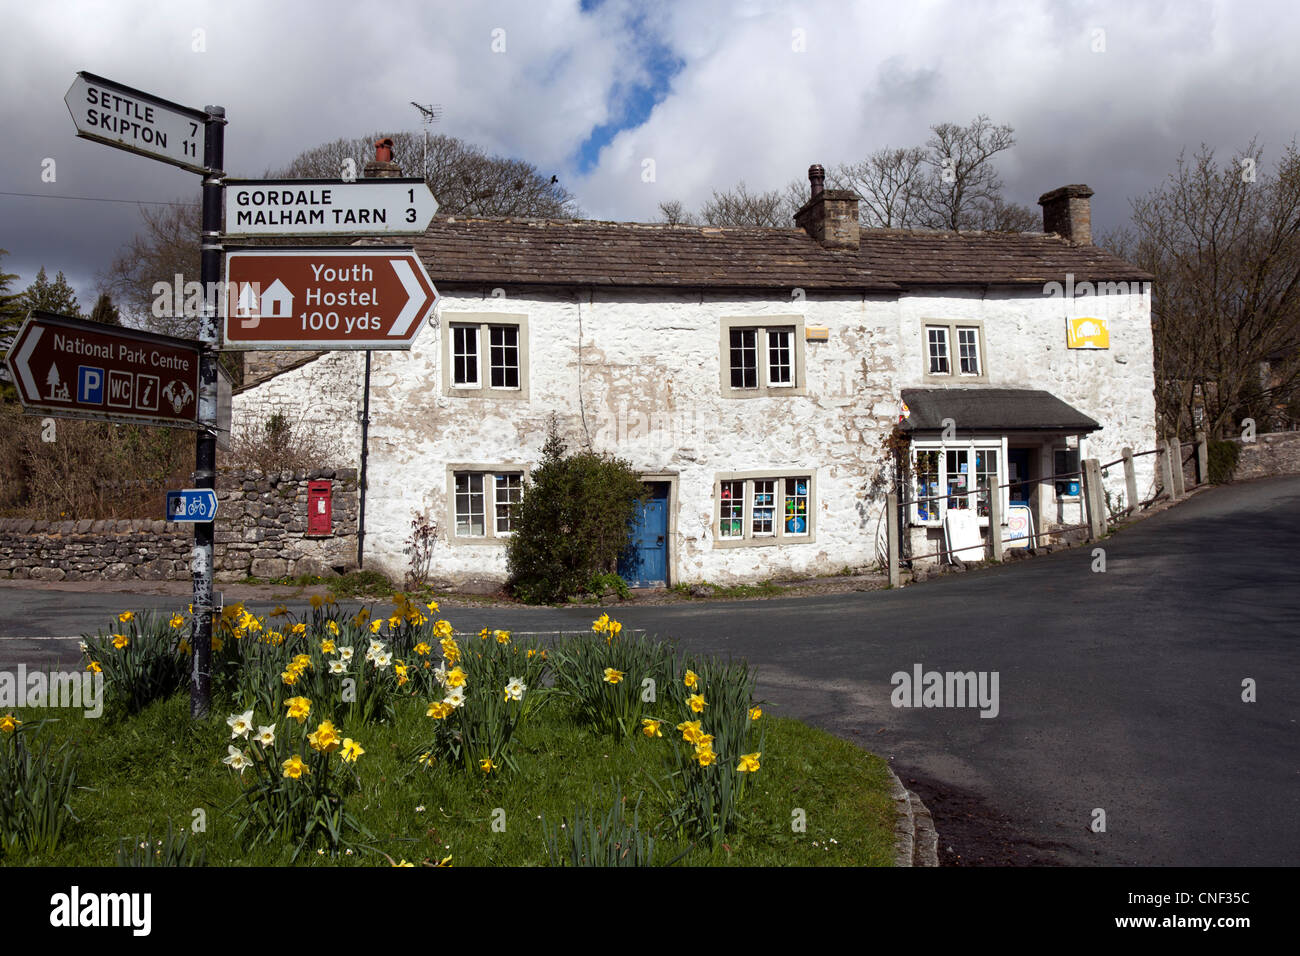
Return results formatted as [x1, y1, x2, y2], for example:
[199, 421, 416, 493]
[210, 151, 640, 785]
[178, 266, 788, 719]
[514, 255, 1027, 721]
[282, 754, 310, 779]
[292, 654, 312, 671]
[737, 752, 761, 772]
[696, 748, 716, 767]
[168, 614, 185, 629]
[270, 604, 288, 617]
[309, 595, 323, 609]
[592, 613, 610, 632]
[341, 738, 365, 763]
[426, 701, 452, 719]
[0, 715, 20, 734]
[683, 670, 698, 689]
[478, 627, 490, 640]
[494, 630, 510, 645]
[308, 720, 341, 753]
[321, 638, 336, 654]
[368, 619, 382, 634]
[603, 668, 625, 685]
[211, 633, 224, 652]
[112, 633, 129, 650]
[445, 666, 467, 688]
[433, 620, 454, 640]
[417, 751, 436, 766]
[480, 757, 497, 774]
[118, 611, 134, 623]
[285, 696, 311, 723]
[688, 693, 707, 713]
[641, 718, 662, 738]
[324, 593, 337, 606]
[749, 706, 762, 721]
[676, 720, 703, 745]
[393, 859, 415, 867]
[86, 661, 102, 673]
[435, 855, 453, 867]
[387, 613, 402, 629]
[440, 636, 460, 664]
[281, 671, 298, 686]
[413, 642, 431, 656]
[426, 600, 439, 613]
[291, 621, 306, 635]
[326, 620, 339, 636]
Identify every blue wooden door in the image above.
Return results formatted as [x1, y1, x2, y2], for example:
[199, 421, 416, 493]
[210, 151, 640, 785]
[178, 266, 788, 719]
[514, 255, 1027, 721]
[619, 486, 668, 587]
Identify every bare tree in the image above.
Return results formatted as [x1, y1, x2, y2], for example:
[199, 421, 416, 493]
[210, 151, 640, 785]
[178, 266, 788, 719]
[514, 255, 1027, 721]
[831, 116, 1028, 232]
[655, 199, 697, 225]
[97, 200, 199, 336]
[918, 115, 1018, 230]
[833, 147, 928, 228]
[699, 180, 802, 227]
[1108, 140, 1300, 437]
[271, 131, 580, 219]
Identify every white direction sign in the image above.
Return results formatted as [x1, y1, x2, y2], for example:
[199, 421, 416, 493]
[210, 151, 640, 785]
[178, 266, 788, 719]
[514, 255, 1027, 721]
[64, 71, 208, 174]
[223, 178, 439, 237]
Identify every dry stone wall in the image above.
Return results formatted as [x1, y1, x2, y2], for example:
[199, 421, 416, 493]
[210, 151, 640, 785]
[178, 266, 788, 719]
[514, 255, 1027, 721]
[0, 469, 358, 583]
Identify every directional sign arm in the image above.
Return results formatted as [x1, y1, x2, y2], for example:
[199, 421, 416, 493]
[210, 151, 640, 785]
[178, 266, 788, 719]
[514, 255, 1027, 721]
[388, 258, 425, 337]
[13, 324, 43, 399]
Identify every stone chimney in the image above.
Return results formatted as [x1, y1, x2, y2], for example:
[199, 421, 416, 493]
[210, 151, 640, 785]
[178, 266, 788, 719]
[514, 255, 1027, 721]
[1038, 184, 1094, 244]
[794, 163, 859, 250]
[364, 137, 403, 178]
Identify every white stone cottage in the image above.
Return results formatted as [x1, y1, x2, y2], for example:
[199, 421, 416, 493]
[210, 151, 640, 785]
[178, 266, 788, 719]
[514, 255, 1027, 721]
[231, 167, 1156, 587]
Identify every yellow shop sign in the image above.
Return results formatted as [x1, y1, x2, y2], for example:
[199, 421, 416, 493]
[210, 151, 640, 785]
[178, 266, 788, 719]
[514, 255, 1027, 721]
[1067, 316, 1109, 349]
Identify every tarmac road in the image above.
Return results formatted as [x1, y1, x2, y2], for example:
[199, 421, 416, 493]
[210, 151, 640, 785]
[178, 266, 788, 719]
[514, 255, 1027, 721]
[2, 475, 1297, 866]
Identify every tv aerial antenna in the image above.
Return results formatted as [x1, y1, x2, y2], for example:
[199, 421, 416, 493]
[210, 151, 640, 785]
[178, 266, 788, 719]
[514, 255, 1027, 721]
[410, 102, 443, 178]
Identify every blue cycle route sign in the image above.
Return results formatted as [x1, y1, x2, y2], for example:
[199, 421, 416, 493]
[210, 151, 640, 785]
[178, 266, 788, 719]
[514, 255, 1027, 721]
[166, 488, 218, 522]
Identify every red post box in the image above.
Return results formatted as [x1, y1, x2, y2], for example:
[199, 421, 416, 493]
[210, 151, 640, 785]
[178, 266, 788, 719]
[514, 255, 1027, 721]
[307, 481, 332, 535]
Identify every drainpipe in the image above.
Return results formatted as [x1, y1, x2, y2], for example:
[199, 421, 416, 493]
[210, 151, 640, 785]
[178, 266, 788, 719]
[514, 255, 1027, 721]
[357, 349, 371, 568]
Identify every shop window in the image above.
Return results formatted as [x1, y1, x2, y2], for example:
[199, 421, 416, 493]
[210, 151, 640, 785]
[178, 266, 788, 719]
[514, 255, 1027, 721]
[714, 472, 815, 545]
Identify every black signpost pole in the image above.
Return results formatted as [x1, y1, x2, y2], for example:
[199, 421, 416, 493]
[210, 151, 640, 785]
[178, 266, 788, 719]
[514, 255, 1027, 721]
[191, 105, 226, 718]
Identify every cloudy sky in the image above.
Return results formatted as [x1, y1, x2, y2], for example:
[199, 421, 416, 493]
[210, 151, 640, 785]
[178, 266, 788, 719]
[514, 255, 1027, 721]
[2, 0, 1297, 306]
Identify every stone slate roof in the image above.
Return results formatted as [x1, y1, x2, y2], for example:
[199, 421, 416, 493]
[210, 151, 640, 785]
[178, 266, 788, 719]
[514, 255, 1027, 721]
[900, 387, 1102, 434]
[405, 216, 1152, 292]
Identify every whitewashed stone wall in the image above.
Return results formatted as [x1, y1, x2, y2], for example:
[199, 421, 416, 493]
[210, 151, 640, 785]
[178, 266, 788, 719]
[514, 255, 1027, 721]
[229, 350, 363, 468]
[233, 282, 1156, 586]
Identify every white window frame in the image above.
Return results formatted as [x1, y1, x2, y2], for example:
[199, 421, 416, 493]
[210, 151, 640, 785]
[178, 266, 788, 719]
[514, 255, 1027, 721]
[909, 437, 1007, 528]
[720, 316, 807, 398]
[714, 470, 816, 547]
[451, 324, 481, 388]
[927, 326, 950, 375]
[957, 327, 981, 375]
[922, 320, 988, 384]
[447, 465, 527, 544]
[441, 313, 530, 400]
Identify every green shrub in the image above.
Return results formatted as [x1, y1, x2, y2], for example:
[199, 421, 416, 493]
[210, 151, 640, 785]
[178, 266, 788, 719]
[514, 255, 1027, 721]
[506, 420, 649, 604]
[587, 572, 631, 601]
[0, 717, 79, 857]
[1208, 439, 1240, 484]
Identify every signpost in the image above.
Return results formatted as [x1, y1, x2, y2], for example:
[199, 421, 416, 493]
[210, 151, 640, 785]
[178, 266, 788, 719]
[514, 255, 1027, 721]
[166, 489, 219, 522]
[6, 311, 201, 428]
[223, 247, 438, 349]
[223, 178, 438, 236]
[64, 71, 209, 175]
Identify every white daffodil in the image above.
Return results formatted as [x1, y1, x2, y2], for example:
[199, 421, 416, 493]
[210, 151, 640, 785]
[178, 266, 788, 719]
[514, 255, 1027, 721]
[227, 709, 254, 739]
[504, 677, 526, 702]
[78, 640, 88, 653]
[223, 745, 252, 774]
[434, 664, 449, 688]
[338, 646, 354, 662]
[444, 686, 466, 709]
[367, 639, 386, 657]
[329, 659, 347, 675]
[373, 651, 393, 668]
[255, 725, 275, 748]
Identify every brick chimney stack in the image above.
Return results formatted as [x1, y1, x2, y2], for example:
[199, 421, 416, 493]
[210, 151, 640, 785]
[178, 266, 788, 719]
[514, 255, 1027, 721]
[1038, 184, 1094, 244]
[795, 163, 859, 250]
[364, 137, 403, 178]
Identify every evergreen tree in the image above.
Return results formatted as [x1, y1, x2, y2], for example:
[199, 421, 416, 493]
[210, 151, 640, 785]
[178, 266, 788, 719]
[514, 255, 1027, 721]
[21, 266, 83, 318]
[88, 292, 121, 326]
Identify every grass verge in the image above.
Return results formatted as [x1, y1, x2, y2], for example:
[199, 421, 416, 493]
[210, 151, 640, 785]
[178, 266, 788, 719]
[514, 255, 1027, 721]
[3, 695, 896, 867]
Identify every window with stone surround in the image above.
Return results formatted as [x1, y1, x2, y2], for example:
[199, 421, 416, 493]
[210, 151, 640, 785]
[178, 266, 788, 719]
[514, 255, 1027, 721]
[447, 466, 526, 543]
[720, 316, 807, 397]
[909, 440, 1005, 526]
[714, 471, 815, 546]
[922, 320, 987, 383]
[442, 313, 529, 400]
